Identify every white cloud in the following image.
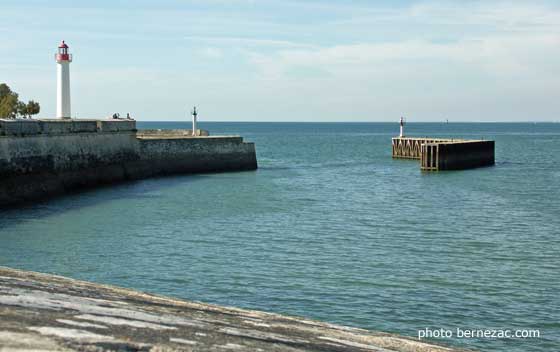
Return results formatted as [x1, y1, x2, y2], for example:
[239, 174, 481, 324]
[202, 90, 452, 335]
[201, 47, 224, 59]
[407, 1, 560, 30]
[251, 33, 560, 78]
[184, 35, 315, 49]
[236, 1, 560, 120]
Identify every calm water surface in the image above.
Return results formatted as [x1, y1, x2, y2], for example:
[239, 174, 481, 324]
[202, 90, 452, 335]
[1, 122, 558, 351]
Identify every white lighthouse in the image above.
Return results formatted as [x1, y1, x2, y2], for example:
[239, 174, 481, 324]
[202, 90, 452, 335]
[55, 40, 72, 119]
[399, 116, 405, 137]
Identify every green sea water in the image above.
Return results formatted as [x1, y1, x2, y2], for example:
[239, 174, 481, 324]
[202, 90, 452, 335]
[0, 122, 558, 351]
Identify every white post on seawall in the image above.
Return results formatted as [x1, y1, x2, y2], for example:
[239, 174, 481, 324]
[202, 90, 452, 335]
[399, 117, 405, 137]
[55, 41, 72, 119]
[191, 106, 198, 136]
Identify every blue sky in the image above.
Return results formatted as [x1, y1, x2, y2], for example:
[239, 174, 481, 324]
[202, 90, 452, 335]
[1, 0, 559, 121]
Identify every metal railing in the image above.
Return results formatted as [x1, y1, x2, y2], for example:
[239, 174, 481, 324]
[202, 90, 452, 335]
[54, 53, 73, 62]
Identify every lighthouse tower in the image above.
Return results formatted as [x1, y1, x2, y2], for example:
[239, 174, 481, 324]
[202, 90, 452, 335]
[399, 117, 405, 137]
[55, 41, 72, 119]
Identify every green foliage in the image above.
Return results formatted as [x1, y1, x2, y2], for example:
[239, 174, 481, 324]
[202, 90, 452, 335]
[0, 83, 40, 119]
[0, 91, 18, 119]
[16, 101, 27, 117]
[0, 83, 12, 98]
[26, 100, 40, 117]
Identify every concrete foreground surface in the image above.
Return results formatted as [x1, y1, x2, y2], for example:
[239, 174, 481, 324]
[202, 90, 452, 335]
[0, 267, 468, 352]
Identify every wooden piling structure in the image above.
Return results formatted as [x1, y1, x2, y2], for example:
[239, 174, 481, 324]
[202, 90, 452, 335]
[392, 137, 453, 159]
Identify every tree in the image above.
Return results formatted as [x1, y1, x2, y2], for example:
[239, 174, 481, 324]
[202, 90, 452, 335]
[0, 83, 12, 99]
[26, 100, 40, 118]
[0, 83, 40, 119]
[0, 83, 19, 118]
[0, 90, 18, 118]
[16, 101, 28, 118]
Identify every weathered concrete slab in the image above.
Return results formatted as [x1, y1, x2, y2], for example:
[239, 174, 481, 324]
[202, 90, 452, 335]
[0, 267, 468, 352]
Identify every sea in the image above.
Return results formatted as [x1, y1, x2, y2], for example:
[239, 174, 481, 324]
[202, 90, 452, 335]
[1, 122, 558, 351]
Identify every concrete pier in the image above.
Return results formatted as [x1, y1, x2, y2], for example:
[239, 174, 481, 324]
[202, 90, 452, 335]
[392, 137, 494, 171]
[0, 266, 468, 351]
[0, 119, 257, 206]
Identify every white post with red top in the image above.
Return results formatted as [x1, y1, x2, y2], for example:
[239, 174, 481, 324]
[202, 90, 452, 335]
[192, 106, 198, 136]
[55, 41, 72, 119]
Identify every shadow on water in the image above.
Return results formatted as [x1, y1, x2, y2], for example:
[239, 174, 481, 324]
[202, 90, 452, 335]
[0, 173, 215, 228]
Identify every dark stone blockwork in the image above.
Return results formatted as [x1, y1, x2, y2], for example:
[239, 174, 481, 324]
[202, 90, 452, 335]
[0, 119, 257, 206]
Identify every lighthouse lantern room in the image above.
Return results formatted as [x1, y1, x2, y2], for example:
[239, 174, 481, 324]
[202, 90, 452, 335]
[55, 40, 72, 119]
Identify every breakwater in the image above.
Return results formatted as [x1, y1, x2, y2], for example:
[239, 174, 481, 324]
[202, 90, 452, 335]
[392, 137, 494, 171]
[0, 266, 465, 351]
[0, 119, 257, 206]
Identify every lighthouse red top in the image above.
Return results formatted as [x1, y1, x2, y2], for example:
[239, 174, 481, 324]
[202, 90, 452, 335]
[55, 40, 72, 62]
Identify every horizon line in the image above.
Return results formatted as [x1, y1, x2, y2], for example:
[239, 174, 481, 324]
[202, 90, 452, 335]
[135, 120, 560, 123]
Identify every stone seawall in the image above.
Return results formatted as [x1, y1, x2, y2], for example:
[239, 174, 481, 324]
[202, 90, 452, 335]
[132, 136, 258, 177]
[0, 119, 257, 206]
[0, 266, 467, 351]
